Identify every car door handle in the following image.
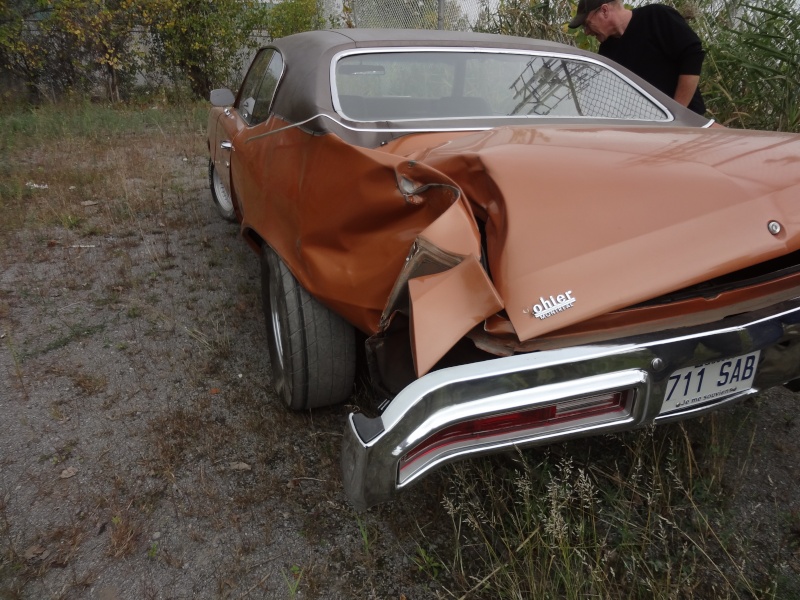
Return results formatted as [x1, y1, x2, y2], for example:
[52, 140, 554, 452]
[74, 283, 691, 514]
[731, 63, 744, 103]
[220, 141, 233, 150]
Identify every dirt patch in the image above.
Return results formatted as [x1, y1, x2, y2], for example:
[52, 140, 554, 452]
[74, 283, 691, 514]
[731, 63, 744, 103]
[0, 134, 450, 599]
[720, 388, 800, 596]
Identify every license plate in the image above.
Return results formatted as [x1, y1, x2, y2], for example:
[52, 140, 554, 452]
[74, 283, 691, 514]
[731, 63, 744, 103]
[659, 350, 760, 416]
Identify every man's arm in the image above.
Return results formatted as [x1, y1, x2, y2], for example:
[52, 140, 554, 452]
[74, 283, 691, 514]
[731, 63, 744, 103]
[673, 73, 700, 107]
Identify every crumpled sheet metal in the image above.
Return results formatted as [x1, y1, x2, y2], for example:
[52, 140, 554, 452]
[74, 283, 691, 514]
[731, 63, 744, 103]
[239, 129, 479, 336]
[408, 253, 503, 376]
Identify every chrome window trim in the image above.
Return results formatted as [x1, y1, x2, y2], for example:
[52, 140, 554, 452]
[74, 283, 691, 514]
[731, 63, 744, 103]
[244, 112, 493, 143]
[330, 46, 674, 125]
[238, 46, 286, 130]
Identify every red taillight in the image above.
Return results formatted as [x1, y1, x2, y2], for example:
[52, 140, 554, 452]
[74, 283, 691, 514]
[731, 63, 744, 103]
[400, 391, 630, 473]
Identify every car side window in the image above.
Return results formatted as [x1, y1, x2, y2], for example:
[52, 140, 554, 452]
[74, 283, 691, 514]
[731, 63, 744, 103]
[237, 49, 283, 126]
[250, 52, 284, 125]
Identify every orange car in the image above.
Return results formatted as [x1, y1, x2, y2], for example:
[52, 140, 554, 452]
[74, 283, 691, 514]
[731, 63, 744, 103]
[207, 29, 800, 509]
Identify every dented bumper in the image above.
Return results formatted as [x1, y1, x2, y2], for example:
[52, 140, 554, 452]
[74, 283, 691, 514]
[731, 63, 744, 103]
[342, 298, 800, 510]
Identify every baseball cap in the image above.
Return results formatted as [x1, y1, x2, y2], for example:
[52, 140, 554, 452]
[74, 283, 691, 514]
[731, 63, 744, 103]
[568, 0, 613, 28]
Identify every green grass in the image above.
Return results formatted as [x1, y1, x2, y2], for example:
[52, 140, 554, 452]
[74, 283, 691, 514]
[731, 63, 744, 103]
[0, 102, 207, 240]
[0, 101, 207, 152]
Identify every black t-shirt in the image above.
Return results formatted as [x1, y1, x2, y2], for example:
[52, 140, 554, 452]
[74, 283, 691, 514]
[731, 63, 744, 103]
[599, 4, 706, 115]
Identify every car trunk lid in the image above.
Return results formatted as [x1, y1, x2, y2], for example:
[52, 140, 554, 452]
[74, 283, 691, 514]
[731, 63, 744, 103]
[419, 125, 800, 342]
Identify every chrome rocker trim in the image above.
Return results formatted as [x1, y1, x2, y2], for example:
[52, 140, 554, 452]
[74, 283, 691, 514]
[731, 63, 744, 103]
[342, 297, 800, 510]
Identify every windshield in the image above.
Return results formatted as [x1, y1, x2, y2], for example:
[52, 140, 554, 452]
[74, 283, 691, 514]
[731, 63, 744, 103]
[333, 50, 670, 122]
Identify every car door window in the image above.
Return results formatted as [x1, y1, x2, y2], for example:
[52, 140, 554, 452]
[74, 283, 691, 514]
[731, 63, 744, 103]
[250, 52, 284, 125]
[237, 49, 284, 126]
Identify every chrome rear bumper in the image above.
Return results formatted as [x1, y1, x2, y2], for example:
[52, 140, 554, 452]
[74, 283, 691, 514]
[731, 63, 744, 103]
[342, 298, 800, 510]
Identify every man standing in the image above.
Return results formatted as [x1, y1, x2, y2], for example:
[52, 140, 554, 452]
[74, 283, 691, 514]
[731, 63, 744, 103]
[569, 0, 706, 115]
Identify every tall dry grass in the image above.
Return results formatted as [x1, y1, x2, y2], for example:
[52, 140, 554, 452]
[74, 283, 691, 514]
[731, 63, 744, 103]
[697, 0, 800, 131]
[438, 413, 778, 599]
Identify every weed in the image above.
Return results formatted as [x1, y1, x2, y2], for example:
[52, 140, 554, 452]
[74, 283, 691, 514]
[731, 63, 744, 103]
[109, 513, 140, 558]
[282, 565, 303, 598]
[27, 322, 106, 360]
[59, 214, 83, 230]
[356, 515, 375, 555]
[4, 334, 28, 399]
[38, 439, 77, 465]
[184, 318, 231, 360]
[49, 402, 66, 421]
[413, 545, 443, 579]
[72, 371, 108, 395]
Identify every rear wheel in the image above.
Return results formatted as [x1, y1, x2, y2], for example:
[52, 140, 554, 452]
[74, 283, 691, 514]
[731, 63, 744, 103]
[208, 160, 236, 222]
[261, 246, 356, 410]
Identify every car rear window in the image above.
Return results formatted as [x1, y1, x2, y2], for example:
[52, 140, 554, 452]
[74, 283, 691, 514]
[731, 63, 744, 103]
[333, 50, 669, 122]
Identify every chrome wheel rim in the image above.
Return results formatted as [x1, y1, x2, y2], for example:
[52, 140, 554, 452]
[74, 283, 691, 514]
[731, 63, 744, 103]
[268, 269, 289, 399]
[212, 167, 234, 213]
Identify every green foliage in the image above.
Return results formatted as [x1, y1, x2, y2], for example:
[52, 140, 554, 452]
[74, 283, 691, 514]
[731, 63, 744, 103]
[265, 0, 325, 40]
[142, 0, 270, 100]
[699, 0, 800, 132]
[473, 0, 572, 43]
[0, 0, 143, 101]
[0, 0, 278, 101]
[413, 545, 444, 579]
[282, 565, 304, 598]
[0, 101, 206, 152]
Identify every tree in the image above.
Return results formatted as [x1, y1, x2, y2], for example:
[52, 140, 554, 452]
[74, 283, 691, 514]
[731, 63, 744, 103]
[265, 0, 325, 40]
[50, 0, 142, 101]
[473, 0, 571, 43]
[143, 0, 269, 100]
[0, 0, 56, 100]
[0, 0, 142, 102]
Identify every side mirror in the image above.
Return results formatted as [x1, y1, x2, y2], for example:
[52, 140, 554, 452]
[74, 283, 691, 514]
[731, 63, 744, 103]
[210, 88, 236, 107]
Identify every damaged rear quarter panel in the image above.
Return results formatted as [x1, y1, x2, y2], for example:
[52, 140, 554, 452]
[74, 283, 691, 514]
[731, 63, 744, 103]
[236, 122, 483, 337]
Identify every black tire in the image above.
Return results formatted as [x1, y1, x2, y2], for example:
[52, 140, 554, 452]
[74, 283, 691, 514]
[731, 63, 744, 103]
[261, 245, 356, 410]
[208, 160, 237, 222]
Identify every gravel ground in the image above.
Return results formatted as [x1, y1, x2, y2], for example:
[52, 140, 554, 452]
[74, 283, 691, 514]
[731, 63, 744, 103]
[0, 150, 450, 599]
